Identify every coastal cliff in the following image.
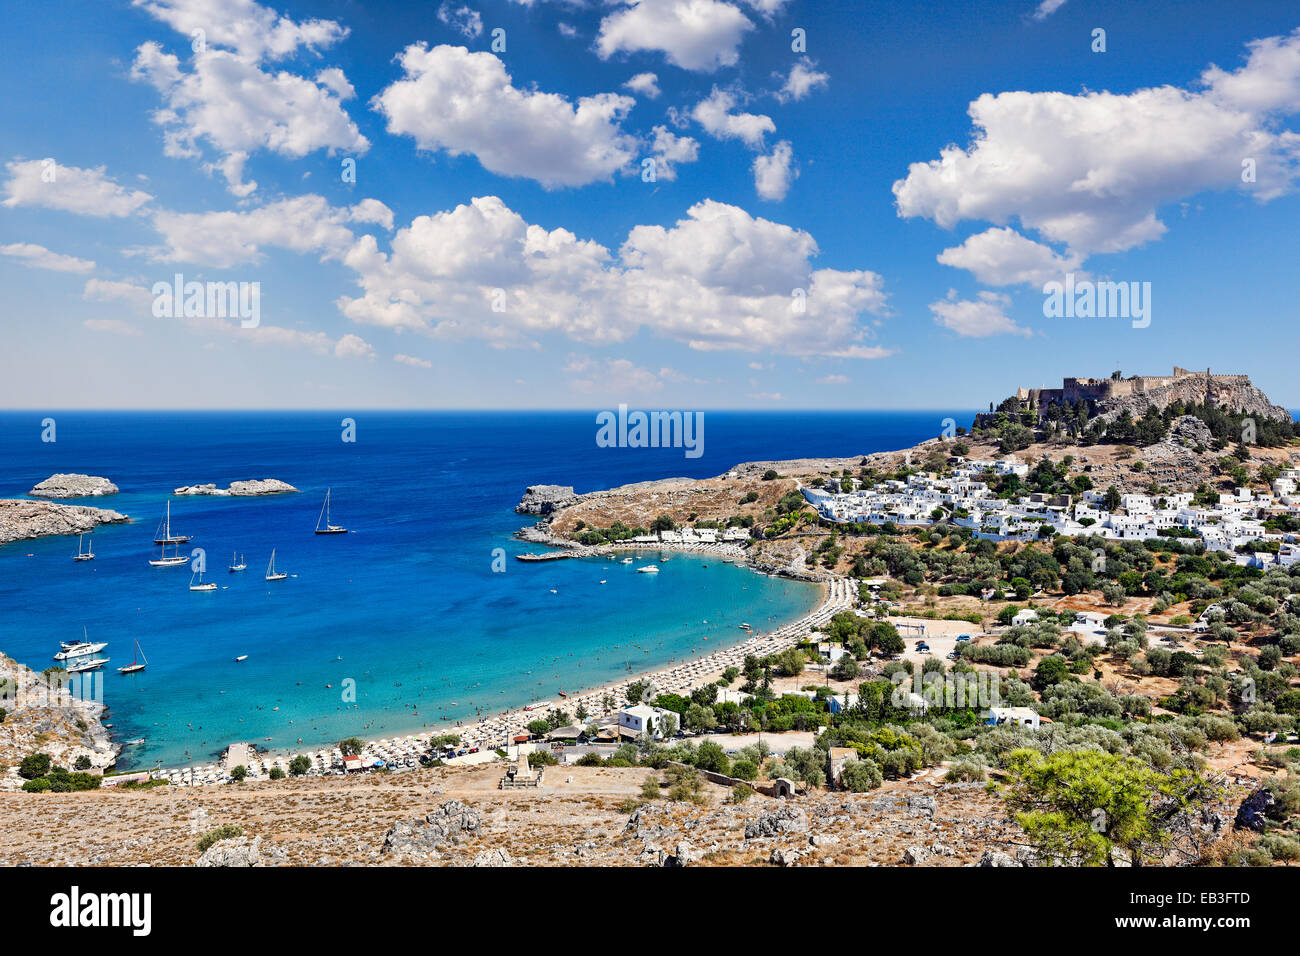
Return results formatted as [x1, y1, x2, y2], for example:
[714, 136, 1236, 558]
[173, 479, 298, 496]
[0, 651, 119, 790]
[0, 500, 129, 546]
[28, 474, 119, 498]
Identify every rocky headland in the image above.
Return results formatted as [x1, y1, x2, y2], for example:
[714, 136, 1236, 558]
[0, 651, 119, 791]
[27, 474, 119, 498]
[173, 479, 298, 496]
[0, 500, 129, 546]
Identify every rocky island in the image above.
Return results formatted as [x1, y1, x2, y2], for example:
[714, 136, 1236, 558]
[173, 479, 299, 496]
[28, 474, 119, 498]
[0, 500, 129, 546]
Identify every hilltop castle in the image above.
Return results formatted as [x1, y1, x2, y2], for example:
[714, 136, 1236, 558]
[978, 366, 1291, 427]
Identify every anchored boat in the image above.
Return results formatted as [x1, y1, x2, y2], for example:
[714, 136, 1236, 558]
[265, 549, 288, 581]
[73, 533, 94, 562]
[118, 638, 149, 674]
[189, 570, 217, 592]
[314, 487, 347, 534]
[153, 500, 191, 544]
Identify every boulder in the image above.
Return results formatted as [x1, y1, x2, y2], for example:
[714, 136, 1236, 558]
[1166, 415, 1214, 448]
[381, 800, 481, 859]
[902, 845, 930, 865]
[28, 474, 118, 498]
[196, 835, 268, 867]
[976, 849, 1022, 867]
[744, 804, 808, 840]
[469, 849, 514, 867]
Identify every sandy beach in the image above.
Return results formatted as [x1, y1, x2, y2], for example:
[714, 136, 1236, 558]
[156, 561, 854, 786]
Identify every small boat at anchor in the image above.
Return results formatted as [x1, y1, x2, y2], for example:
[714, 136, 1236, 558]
[637, 565, 660, 574]
[234, 655, 248, 662]
[314, 487, 347, 534]
[73, 533, 94, 562]
[153, 500, 191, 545]
[189, 571, 217, 592]
[265, 549, 287, 581]
[229, 552, 246, 572]
[118, 638, 149, 674]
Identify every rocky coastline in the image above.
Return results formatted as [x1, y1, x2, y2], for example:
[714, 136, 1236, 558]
[0, 499, 129, 546]
[28, 474, 119, 498]
[173, 478, 299, 496]
[0, 651, 120, 790]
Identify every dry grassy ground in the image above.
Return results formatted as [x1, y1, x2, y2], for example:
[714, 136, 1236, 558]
[0, 763, 1022, 867]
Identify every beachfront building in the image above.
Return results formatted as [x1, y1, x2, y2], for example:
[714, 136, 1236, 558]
[618, 704, 675, 739]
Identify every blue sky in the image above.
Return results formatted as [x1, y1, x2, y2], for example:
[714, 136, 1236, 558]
[1, 0, 1298, 409]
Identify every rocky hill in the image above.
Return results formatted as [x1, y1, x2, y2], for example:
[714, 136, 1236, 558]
[1095, 376, 1292, 425]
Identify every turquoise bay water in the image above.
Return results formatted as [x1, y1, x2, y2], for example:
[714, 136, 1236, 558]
[0, 411, 956, 769]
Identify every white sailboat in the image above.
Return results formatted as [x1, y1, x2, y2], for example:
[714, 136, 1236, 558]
[265, 549, 288, 581]
[73, 533, 94, 562]
[153, 500, 191, 544]
[118, 638, 148, 674]
[189, 570, 217, 592]
[314, 487, 347, 534]
[229, 552, 246, 572]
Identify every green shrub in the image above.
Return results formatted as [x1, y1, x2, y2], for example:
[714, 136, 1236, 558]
[18, 753, 51, 780]
[839, 758, 883, 792]
[196, 824, 244, 853]
[944, 760, 987, 783]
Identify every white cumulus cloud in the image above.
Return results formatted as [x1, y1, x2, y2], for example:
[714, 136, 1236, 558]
[937, 227, 1083, 286]
[373, 44, 639, 188]
[692, 88, 775, 147]
[753, 140, 796, 200]
[0, 242, 95, 273]
[597, 0, 755, 73]
[929, 289, 1031, 338]
[337, 195, 893, 359]
[894, 29, 1300, 270]
[2, 160, 153, 217]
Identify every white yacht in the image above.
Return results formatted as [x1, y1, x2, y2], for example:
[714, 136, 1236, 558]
[73, 533, 94, 562]
[54, 641, 108, 660]
[67, 657, 109, 673]
[229, 552, 247, 572]
[620, 557, 634, 564]
[149, 541, 189, 567]
[637, 565, 660, 574]
[265, 549, 288, 581]
[189, 571, 217, 592]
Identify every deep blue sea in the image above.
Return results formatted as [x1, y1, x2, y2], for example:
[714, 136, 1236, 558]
[0, 410, 966, 769]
